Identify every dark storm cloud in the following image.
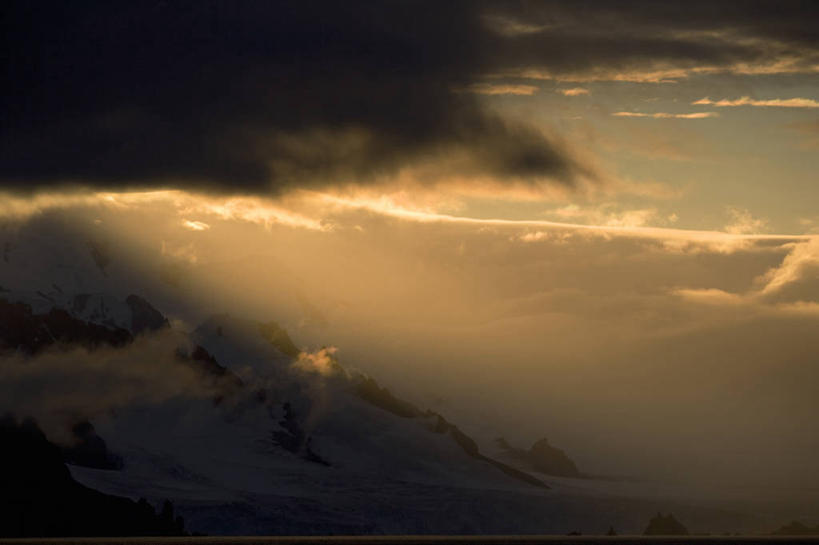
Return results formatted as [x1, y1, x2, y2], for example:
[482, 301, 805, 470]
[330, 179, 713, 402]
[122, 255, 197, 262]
[490, 1, 819, 64]
[1, 1, 817, 194]
[2, 1, 533, 194]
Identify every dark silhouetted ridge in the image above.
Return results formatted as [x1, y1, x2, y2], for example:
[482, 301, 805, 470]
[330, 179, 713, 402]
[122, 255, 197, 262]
[430, 413, 548, 489]
[772, 520, 819, 535]
[355, 376, 423, 418]
[60, 420, 123, 470]
[258, 320, 300, 359]
[0, 298, 131, 355]
[496, 436, 582, 478]
[125, 294, 170, 334]
[352, 375, 547, 489]
[643, 512, 689, 535]
[0, 414, 185, 537]
[175, 345, 244, 405]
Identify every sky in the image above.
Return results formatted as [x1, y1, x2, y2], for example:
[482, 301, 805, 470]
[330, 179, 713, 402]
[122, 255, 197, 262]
[2, 1, 819, 496]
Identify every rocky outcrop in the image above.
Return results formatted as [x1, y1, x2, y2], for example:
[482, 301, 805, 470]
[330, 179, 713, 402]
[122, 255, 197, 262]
[354, 376, 423, 418]
[772, 521, 819, 535]
[177, 345, 244, 397]
[258, 320, 300, 358]
[528, 438, 581, 477]
[496, 436, 582, 478]
[425, 412, 548, 489]
[125, 294, 170, 335]
[271, 402, 330, 466]
[0, 298, 132, 355]
[350, 375, 547, 489]
[643, 512, 689, 535]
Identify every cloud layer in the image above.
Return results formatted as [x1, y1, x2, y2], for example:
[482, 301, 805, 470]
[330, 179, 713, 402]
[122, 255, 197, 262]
[613, 112, 719, 119]
[693, 96, 819, 108]
[2, 1, 819, 195]
[0, 2, 583, 194]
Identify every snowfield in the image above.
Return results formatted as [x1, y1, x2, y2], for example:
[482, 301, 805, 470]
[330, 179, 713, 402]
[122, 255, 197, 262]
[0, 228, 781, 535]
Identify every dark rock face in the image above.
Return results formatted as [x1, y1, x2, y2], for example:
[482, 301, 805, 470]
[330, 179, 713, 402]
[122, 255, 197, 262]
[174, 345, 244, 406]
[643, 512, 689, 535]
[351, 376, 547, 489]
[0, 298, 132, 355]
[186, 345, 243, 387]
[271, 402, 304, 454]
[125, 294, 170, 335]
[258, 320, 300, 358]
[495, 436, 582, 478]
[355, 376, 423, 418]
[422, 412, 548, 489]
[271, 403, 330, 466]
[60, 421, 123, 470]
[0, 414, 185, 537]
[528, 438, 581, 477]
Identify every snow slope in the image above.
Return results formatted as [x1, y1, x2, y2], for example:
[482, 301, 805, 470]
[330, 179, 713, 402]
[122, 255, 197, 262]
[0, 224, 771, 535]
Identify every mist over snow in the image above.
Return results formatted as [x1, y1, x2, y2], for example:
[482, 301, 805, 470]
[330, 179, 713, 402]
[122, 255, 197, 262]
[1, 197, 818, 503]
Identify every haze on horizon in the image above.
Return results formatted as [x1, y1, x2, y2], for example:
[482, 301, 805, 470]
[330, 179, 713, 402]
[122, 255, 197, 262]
[2, 0, 819, 512]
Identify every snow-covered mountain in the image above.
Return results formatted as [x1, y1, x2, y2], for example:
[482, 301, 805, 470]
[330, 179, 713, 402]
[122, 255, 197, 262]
[0, 226, 770, 535]
[0, 289, 548, 533]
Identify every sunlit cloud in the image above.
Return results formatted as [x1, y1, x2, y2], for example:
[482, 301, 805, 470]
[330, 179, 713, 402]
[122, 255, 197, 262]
[182, 196, 329, 231]
[312, 191, 806, 252]
[497, 66, 693, 84]
[0, 190, 331, 233]
[758, 237, 819, 298]
[0, 192, 106, 219]
[457, 83, 539, 95]
[182, 220, 211, 231]
[516, 231, 573, 243]
[98, 191, 330, 231]
[546, 204, 661, 228]
[482, 14, 548, 37]
[81, 186, 788, 258]
[693, 96, 819, 108]
[558, 87, 589, 96]
[724, 207, 768, 235]
[673, 288, 746, 306]
[612, 111, 719, 119]
[0, 189, 810, 262]
[293, 346, 341, 376]
[675, 236, 819, 312]
[498, 57, 819, 84]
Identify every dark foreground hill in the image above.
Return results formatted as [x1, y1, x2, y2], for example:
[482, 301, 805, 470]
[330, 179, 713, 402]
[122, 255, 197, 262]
[0, 414, 185, 537]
